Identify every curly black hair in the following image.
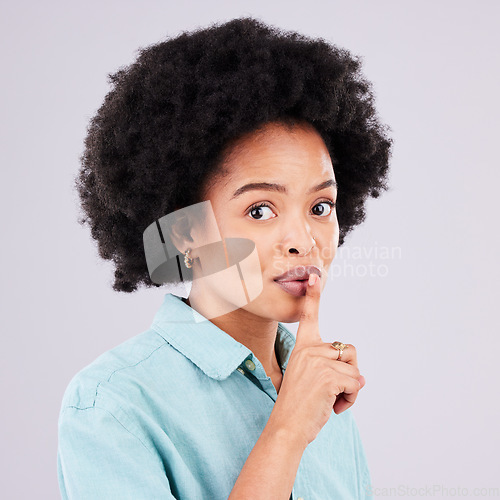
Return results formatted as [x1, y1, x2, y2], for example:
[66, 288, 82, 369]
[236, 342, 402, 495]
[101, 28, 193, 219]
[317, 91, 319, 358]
[75, 16, 393, 293]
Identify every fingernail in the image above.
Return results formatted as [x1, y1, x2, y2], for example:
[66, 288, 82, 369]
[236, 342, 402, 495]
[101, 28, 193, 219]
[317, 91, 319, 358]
[308, 274, 317, 286]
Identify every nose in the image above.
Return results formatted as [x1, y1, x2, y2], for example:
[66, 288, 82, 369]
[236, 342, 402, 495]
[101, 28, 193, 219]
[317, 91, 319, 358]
[281, 223, 316, 256]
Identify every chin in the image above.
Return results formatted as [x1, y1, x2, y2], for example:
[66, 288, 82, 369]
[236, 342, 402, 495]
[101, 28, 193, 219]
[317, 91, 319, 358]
[267, 292, 307, 323]
[276, 312, 303, 324]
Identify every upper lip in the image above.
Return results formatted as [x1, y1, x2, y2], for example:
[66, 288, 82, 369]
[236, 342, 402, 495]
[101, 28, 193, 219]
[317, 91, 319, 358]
[274, 265, 322, 282]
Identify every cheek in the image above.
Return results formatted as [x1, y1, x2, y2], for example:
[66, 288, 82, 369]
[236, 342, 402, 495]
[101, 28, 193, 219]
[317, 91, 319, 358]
[253, 236, 275, 272]
[320, 224, 339, 261]
[220, 227, 271, 285]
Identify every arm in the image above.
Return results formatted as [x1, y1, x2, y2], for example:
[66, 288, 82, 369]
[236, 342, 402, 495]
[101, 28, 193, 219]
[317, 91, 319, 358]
[57, 405, 177, 500]
[228, 411, 307, 500]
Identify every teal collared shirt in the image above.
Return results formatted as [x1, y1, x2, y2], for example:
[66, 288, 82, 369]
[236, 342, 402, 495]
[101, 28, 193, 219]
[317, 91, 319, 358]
[57, 293, 371, 499]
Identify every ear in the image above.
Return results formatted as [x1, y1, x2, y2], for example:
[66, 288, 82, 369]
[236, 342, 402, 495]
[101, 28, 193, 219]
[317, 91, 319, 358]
[162, 200, 220, 261]
[168, 211, 195, 255]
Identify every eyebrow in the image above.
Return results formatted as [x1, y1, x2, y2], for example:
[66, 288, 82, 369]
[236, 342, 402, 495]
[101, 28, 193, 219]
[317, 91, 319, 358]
[231, 179, 337, 199]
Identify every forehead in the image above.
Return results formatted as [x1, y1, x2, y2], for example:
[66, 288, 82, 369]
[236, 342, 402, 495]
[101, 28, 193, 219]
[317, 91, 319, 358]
[218, 122, 335, 186]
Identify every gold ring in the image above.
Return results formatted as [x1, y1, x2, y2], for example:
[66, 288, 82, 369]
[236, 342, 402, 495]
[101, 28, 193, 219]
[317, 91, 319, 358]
[331, 341, 348, 361]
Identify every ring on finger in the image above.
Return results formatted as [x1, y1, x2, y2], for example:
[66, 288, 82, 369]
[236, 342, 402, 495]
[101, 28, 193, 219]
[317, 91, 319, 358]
[331, 341, 348, 361]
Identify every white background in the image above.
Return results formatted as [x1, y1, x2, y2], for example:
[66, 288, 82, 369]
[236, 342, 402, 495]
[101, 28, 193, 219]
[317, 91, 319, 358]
[1, 1, 499, 498]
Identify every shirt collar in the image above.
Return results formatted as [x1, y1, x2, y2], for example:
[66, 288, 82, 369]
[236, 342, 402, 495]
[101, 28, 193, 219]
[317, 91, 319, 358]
[150, 293, 296, 381]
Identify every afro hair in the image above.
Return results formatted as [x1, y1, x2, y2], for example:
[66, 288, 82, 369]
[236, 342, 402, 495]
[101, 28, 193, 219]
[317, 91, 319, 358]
[75, 16, 393, 293]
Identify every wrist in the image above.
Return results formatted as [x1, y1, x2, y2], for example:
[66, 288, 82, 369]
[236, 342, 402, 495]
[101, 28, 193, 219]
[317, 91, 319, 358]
[265, 411, 308, 453]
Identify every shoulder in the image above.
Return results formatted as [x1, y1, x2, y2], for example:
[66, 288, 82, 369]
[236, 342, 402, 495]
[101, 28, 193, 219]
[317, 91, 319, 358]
[59, 328, 177, 412]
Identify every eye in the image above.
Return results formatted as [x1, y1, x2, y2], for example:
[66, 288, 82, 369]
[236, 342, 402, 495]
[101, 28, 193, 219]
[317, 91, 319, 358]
[246, 202, 276, 221]
[312, 200, 336, 217]
[246, 200, 336, 221]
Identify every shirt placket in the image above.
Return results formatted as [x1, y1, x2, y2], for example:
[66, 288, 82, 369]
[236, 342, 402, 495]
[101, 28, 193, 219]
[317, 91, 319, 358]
[236, 355, 278, 402]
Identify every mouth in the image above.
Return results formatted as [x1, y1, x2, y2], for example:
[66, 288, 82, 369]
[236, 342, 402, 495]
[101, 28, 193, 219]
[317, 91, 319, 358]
[273, 278, 312, 297]
[273, 265, 321, 282]
[272, 265, 322, 296]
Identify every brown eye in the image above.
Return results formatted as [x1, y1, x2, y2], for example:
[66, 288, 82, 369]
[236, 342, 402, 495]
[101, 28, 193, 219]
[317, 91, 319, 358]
[247, 203, 275, 220]
[312, 201, 335, 217]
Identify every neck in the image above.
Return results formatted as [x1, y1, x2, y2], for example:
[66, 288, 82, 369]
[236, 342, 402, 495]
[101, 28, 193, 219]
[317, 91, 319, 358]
[182, 291, 281, 378]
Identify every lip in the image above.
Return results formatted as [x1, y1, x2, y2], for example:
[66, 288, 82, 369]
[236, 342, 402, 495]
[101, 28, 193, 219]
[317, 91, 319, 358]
[274, 280, 310, 297]
[273, 265, 322, 282]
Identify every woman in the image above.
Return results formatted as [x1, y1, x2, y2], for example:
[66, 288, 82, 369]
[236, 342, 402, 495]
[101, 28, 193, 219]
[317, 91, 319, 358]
[58, 16, 393, 499]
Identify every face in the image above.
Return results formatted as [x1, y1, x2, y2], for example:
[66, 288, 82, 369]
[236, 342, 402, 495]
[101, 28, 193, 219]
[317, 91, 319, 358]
[189, 121, 339, 323]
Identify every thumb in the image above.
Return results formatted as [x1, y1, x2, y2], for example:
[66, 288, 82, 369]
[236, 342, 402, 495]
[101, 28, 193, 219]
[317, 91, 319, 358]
[295, 273, 322, 346]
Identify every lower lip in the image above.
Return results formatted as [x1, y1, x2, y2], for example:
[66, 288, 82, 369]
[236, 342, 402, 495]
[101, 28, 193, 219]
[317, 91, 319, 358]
[274, 280, 309, 297]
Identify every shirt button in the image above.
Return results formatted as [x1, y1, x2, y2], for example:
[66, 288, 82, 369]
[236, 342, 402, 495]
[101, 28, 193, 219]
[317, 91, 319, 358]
[297, 497, 304, 500]
[244, 359, 256, 371]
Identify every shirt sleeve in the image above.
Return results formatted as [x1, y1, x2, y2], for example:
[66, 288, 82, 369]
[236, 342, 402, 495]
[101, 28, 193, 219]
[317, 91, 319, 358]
[57, 405, 177, 500]
[350, 412, 372, 499]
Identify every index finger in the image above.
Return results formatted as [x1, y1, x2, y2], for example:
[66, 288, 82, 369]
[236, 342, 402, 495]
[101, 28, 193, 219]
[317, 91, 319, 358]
[295, 273, 322, 346]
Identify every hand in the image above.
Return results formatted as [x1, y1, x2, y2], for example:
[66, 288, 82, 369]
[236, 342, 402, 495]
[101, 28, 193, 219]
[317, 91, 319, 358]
[269, 273, 365, 448]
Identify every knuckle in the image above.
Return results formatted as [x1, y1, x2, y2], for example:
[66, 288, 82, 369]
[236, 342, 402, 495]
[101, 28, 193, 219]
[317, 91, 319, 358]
[300, 345, 314, 357]
[344, 374, 358, 392]
[311, 356, 324, 369]
[326, 383, 340, 400]
[323, 373, 339, 396]
[353, 378, 362, 392]
[294, 345, 308, 357]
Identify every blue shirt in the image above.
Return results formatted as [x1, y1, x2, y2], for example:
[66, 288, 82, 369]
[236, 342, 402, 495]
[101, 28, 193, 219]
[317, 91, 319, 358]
[57, 292, 371, 499]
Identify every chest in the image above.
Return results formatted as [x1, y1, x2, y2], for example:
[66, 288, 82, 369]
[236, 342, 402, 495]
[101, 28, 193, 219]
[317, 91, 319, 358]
[271, 371, 283, 393]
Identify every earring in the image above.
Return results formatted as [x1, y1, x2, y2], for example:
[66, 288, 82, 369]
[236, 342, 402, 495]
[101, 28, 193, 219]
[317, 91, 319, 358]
[184, 248, 193, 268]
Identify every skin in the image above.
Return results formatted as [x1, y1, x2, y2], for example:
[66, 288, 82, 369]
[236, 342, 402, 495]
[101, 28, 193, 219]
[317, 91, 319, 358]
[177, 121, 339, 393]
